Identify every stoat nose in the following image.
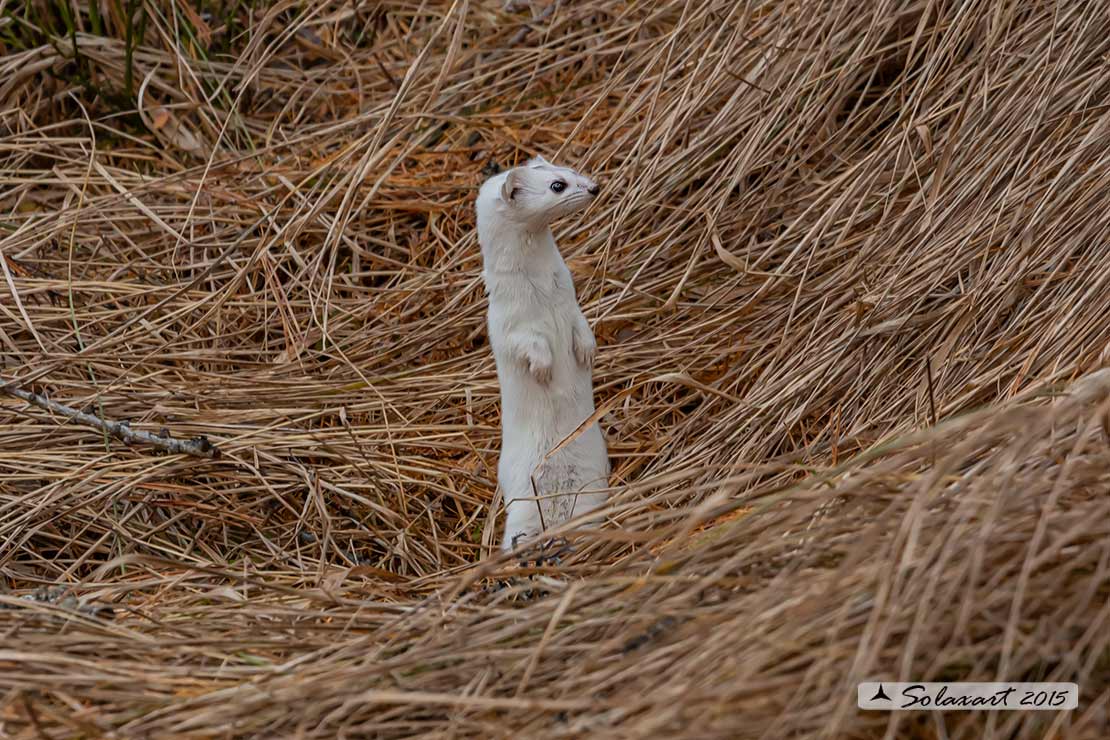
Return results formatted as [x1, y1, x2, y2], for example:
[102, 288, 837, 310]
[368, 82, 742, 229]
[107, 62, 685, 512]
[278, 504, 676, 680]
[587, 183, 600, 196]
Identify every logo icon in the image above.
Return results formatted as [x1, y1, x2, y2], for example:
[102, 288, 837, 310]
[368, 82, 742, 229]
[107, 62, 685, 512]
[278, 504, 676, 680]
[870, 684, 891, 702]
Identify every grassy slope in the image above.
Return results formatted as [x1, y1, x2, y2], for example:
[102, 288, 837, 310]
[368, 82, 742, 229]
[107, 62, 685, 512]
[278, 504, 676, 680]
[1, 1, 1109, 737]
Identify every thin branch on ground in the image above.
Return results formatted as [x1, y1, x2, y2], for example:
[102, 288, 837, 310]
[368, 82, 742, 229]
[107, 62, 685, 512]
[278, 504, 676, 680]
[1, 384, 220, 459]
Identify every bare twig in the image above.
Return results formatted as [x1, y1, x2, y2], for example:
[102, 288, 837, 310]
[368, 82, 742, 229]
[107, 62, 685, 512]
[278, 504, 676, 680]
[2, 385, 220, 459]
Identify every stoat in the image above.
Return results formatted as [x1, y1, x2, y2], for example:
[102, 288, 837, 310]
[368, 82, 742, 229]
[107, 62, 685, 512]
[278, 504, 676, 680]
[475, 155, 609, 551]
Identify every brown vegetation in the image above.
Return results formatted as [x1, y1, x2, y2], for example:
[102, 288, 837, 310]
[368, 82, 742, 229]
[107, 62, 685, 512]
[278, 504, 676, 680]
[2, 0, 1109, 737]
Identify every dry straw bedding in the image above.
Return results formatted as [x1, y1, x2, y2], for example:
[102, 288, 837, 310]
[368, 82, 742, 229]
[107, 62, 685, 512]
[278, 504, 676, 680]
[1, 0, 1110, 737]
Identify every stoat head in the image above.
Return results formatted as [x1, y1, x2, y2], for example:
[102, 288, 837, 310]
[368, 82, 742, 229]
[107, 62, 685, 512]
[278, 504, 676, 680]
[477, 155, 600, 229]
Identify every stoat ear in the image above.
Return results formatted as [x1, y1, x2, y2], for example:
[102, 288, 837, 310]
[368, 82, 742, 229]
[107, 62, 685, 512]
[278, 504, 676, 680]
[500, 168, 523, 203]
[526, 155, 549, 167]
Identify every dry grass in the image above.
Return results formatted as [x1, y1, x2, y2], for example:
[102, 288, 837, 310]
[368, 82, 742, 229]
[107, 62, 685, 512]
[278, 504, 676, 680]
[2, 0, 1110, 737]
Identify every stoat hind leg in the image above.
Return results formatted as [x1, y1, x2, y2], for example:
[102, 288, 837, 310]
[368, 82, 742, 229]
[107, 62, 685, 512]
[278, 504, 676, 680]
[569, 487, 607, 523]
[502, 498, 544, 552]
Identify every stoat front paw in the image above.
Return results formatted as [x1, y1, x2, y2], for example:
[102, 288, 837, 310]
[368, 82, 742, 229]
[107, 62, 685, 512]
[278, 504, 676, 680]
[520, 341, 552, 384]
[508, 331, 554, 384]
[528, 352, 553, 384]
[572, 325, 596, 369]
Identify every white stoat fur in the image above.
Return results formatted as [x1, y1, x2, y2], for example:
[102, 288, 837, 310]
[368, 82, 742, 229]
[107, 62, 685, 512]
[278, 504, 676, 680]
[476, 155, 609, 552]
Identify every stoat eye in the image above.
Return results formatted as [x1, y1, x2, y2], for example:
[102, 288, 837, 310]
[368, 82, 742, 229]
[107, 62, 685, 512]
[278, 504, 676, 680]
[550, 181, 566, 193]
